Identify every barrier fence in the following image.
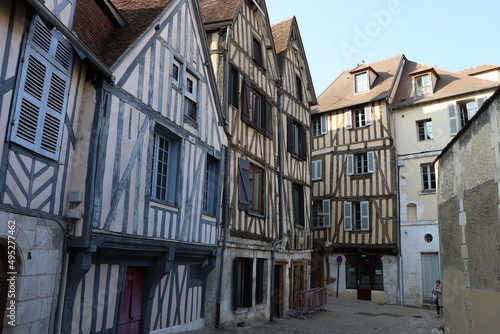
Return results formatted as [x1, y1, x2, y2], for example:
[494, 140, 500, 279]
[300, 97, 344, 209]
[294, 287, 327, 316]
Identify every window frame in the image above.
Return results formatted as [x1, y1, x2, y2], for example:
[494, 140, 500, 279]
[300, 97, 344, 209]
[287, 117, 307, 160]
[151, 129, 180, 205]
[233, 257, 253, 309]
[354, 72, 369, 93]
[415, 74, 431, 97]
[421, 163, 436, 192]
[252, 37, 263, 67]
[229, 64, 239, 109]
[295, 75, 303, 103]
[292, 183, 305, 228]
[417, 119, 433, 141]
[172, 58, 181, 85]
[347, 151, 375, 176]
[184, 71, 198, 121]
[311, 159, 323, 181]
[312, 115, 327, 137]
[312, 199, 331, 229]
[345, 105, 372, 129]
[202, 155, 220, 216]
[344, 201, 370, 231]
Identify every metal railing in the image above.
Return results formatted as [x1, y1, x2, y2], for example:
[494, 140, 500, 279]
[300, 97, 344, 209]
[294, 287, 327, 317]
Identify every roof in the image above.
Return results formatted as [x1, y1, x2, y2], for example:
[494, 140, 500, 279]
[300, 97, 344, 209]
[458, 64, 500, 76]
[73, 0, 174, 68]
[314, 54, 404, 113]
[392, 60, 499, 108]
[198, 0, 242, 26]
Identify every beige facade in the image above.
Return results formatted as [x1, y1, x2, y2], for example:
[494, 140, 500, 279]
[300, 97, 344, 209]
[436, 89, 500, 334]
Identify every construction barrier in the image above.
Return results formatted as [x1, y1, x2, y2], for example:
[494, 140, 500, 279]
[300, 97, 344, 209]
[295, 287, 327, 316]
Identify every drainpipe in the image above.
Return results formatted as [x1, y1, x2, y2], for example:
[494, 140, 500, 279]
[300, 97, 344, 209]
[216, 25, 232, 328]
[270, 71, 285, 322]
[389, 98, 404, 306]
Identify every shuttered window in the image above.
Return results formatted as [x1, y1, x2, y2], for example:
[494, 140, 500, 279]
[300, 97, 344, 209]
[312, 199, 330, 229]
[347, 152, 375, 175]
[312, 115, 327, 137]
[202, 155, 220, 216]
[312, 160, 322, 181]
[344, 201, 370, 231]
[11, 16, 73, 160]
[151, 130, 180, 204]
[287, 117, 307, 160]
[241, 76, 274, 138]
[238, 158, 265, 215]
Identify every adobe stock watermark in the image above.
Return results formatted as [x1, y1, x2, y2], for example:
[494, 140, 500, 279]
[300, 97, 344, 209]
[340, 0, 403, 62]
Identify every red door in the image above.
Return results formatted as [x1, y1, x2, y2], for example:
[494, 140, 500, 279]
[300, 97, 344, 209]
[357, 261, 372, 300]
[118, 267, 145, 334]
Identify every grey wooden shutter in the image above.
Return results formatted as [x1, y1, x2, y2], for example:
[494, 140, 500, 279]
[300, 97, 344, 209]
[367, 151, 375, 173]
[312, 160, 322, 180]
[364, 105, 372, 125]
[345, 109, 352, 129]
[286, 117, 294, 153]
[343, 202, 352, 231]
[238, 158, 250, 211]
[11, 16, 71, 160]
[360, 201, 370, 231]
[448, 103, 458, 135]
[347, 154, 354, 175]
[299, 124, 307, 160]
[322, 199, 331, 228]
[320, 115, 328, 135]
[476, 96, 487, 110]
[264, 95, 274, 139]
[241, 76, 251, 123]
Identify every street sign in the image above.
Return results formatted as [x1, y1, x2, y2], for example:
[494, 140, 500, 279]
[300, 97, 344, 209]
[336, 256, 343, 263]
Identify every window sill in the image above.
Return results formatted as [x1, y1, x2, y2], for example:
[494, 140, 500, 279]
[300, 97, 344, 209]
[312, 226, 330, 230]
[248, 211, 265, 219]
[150, 197, 178, 209]
[312, 134, 326, 138]
[234, 307, 249, 315]
[419, 190, 436, 195]
[184, 114, 198, 127]
[312, 178, 322, 182]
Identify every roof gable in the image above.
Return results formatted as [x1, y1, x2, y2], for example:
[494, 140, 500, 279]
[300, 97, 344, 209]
[198, 0, 242, 25]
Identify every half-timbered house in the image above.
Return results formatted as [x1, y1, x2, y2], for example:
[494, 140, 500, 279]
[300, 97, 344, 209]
[311, 56, 403, 304]
[0, 0, 91, 332]
[198, 0, 315, 326]
[0, 0, 227, 333]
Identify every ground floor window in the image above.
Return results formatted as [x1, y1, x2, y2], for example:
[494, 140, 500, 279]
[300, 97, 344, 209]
[345, 255, 384, 298]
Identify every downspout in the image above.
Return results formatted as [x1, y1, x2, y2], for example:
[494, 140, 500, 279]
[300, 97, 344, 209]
[388, 97, 404, 306]
[270, 71, 285, 322]
[216, 25, 232, 328]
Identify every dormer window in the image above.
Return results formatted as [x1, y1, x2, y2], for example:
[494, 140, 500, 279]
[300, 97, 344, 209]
[415, 74, 431, 97]
[355, 72, 368, 93]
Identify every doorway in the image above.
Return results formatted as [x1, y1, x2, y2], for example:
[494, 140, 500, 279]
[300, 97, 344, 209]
[311, 243, 324, 288]
[272, 264, 284, 319]
[421, 253, 440, 303]
[118, 267, 145, 334]
[346, 255, 383, 301]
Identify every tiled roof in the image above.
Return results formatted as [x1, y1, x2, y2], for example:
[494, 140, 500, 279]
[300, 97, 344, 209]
[73, 0, 174, 68]
[458, 64, 500, 76]
[392, 60, 499, 108]
[271, 17, 293, 70]
[314, 55, 404, 113]
[198, 0, 242, 25]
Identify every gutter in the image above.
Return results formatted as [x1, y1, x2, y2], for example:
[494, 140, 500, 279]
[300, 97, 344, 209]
[270, 70, 285, 322]
[26, 0, 113, 81]
[215, 24, 233, 328]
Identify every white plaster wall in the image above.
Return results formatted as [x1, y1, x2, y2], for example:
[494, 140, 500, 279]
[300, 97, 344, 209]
[400, 222, 440, 307]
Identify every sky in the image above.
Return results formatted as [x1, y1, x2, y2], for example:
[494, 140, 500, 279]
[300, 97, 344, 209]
[266, 0, 500, 95]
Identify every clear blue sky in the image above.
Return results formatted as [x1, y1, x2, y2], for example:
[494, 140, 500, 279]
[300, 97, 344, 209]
[267, 0, 500, 95]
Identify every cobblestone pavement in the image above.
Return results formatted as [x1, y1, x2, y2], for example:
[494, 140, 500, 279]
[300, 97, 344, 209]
[186, 296, 444, 334]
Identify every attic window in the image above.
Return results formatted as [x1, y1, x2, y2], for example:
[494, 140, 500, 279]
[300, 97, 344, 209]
[355, 72, 368, 93]
[415, 74, 431, 97]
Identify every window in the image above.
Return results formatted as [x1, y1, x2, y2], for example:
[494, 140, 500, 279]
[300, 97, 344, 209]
[237, 158, 265, 215]
[188, 264, 203, 287]
[255, 259, 265, 304]
[233, 257, 253, 309]
[184, 71, 198, 120]
[151, 130, 180, 204]
[346, 256, 383, 290]
[355, 72, 368, 93]
[292, 183, 304, 227]
[241, 76, 274, 138]
[172, 59, 180, 84]
[345, 106, 372, 129]
[312, 115, 327, 137]
[202, 155, 219, 216]
[415, 74, 431, 97]
[312, 160, 322, 181]
[252, 37, 263, 66]
[295, 75, 303, 103]
[229, 65, 239, 108]
[287, 117, 307, 160]
[10, 16, 73, 160]
[448, 97, 487, 135]
[347, 152, 375, 176]
[312, 200, 331, 229]
[344, 201, 370, 231]
[421, 164, 436, 191]
[417, 119, 433, 141]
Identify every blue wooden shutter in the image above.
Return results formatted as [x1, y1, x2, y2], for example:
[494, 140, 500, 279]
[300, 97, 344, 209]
[343, 202, 352, 231]
[11, 16, 72, 160]
[241, 76, 251, 123]
[364, 105, 372, 125]
[367, 151, 375, 173]
[320, 115, 328, 135]
[238, 158, 250, 211]
[264, 95, 274, 139]
[360, 201, 370, 231]
[347, 154, 354, 175]
[448, 103, 458, 135]
[345, 109, 352, 129]
[322, 199, 331, 228]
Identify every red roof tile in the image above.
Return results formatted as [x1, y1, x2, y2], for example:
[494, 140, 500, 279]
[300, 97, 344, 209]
[198, 0, 242, 25]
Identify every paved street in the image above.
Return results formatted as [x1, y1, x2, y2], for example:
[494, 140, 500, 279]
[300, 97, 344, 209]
[186, 297, 443, 334]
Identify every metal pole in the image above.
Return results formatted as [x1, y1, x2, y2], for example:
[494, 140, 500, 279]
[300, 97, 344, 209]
[336, 262, 340, 298]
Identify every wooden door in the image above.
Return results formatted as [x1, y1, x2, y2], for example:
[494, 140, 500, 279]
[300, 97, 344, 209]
[118, 267, 145, 334]
[311, 244, 324, 288]
[421, 253, 439, 303]
[357, 261, 372, 300]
